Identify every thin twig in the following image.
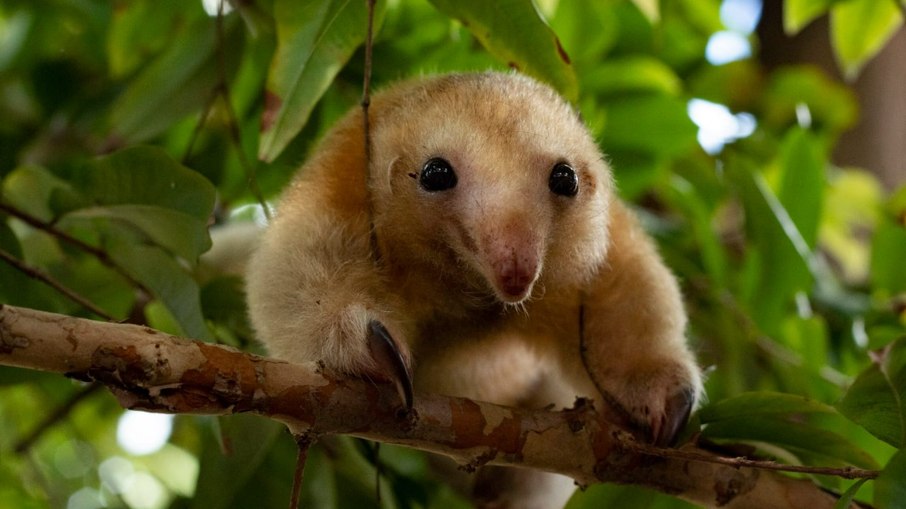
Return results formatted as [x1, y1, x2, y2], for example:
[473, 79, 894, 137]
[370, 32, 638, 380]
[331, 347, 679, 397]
[0, 247, 115, 321]
[289, 434, 314, 509]
[627, 439, 880, 480]
[0, 202, 149, 294]
[362, 0, 381, 264]
[182, 88, 220, 164]
[14, 383, 103, 454]
[213, 1, 272, 221]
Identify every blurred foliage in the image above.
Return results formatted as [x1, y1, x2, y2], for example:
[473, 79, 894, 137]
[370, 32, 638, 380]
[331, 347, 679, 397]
[1, 0, 905, 508]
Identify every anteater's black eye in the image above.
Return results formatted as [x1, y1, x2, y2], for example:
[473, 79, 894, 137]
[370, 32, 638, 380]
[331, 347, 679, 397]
[549, 162, 578, 197]
[419, 157, 457, 192]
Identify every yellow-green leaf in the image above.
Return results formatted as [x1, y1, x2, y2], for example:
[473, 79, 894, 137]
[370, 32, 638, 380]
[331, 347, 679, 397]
[830, 0, 903, 80]
[428, 0, 578, 102]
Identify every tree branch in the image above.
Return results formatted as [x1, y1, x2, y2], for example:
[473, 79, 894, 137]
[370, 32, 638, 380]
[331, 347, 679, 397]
[0, 304, 864, 509]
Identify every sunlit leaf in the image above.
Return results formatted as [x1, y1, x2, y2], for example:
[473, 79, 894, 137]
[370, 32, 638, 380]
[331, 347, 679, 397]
[550, 0, 619, 63]
[785, 0, 834, 35]
[582, 56, 682, 97]
[428, 0, 578, 101]
[602, 94, 697, 156]
[259, 0, 386, 162]
[830, 0, 903, 80]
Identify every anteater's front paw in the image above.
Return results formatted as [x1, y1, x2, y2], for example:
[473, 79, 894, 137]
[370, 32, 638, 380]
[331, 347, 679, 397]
[599, 362, 701, 447]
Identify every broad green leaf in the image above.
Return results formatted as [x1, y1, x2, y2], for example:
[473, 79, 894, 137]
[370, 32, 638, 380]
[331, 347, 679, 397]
[110, 15, 241, 142]
[785, 0, 834, 35]
[66, 205, 210, 263]
[428, 0, 578, 101]
[107, 238, 212, 341]
[582, 56, 682, 97]
[74, 146, 216, 220]
[777, 128, 825, 248]
[601, 94, 697, 156]
[838, 338, 906, 448]
[700, 391, 835, 423]
[259, 0, 387, 162]
[702, 415, 878, 468]
[875, 449, 906, 508]
[830, 0, 903, 80]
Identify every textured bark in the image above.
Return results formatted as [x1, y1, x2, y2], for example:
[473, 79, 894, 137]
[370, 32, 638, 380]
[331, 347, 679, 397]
[0, 304, 858, 509]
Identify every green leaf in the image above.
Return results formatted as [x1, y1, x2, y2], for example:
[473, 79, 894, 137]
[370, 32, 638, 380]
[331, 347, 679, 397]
[838, 338, 906, 448]
[875, 449, 906, 508]
[777, 128, 825, 248]
[666, 176, 728, 288]
[761, 67, 858, 135]
[67, 205, 210, 263]
[259, 0, 387, 162]
[107, 238, 212, 341]
[191, 415, 284, 509]
[871, 218, 906, 294]
[702, 415, 878, 469]
[428, 0, 578, 101]
[785, 0, 834, 35]
[830, 0, 903, 80]
[834, 478, 869, 509]
[700, 391, 835, 423]
[74, 146, 216, 220]
[65, 147, 215, 264]
[729, 160, 815, 330]
[601, 94, 697, 156]
[110, 14, 241, 142]
[106, 0, 186, 77]
[0, 165, 75, 221]
[550, 0, 618, 64]
[582, 56, 682, 97]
